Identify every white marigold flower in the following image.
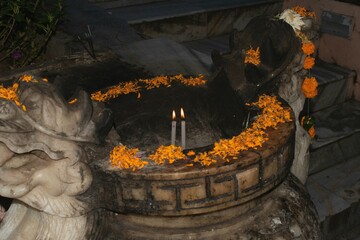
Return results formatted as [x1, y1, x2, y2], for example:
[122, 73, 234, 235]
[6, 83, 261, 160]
[278, 9, 305, 31]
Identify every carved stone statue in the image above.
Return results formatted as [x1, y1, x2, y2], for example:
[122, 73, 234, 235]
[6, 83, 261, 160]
[0, 80, 112, 239]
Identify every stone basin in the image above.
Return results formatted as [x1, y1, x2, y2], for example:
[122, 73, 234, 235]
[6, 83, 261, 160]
[85, 111, 294, 218]
[0, 12, 322, 238]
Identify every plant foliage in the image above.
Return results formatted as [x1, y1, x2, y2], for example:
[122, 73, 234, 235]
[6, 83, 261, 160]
[0, 0, 63, 68]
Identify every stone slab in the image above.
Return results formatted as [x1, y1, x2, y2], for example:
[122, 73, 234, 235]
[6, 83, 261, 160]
[306, 155, 360, 222]
[311, 100, 360, 149]
[338, 132, 360, 160]
[129, 2, 282, 42]
[306, 180, 350, 222]
[187, 49, 213, 70]
[183, 35, 230, 56]
[182, 35, 228, 72]
[108, 0, 282, 24]
[115, 38, 210, 76]
[310, 132, 360, 174]
[92, 0, 167, 8]
[309, 141, 345, 175]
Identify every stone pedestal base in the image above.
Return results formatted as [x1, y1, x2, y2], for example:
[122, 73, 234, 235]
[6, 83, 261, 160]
[102, 174, 321, 239]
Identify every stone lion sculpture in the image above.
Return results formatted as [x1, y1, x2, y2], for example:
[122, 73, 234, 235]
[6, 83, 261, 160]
[0, 80, 112, 239]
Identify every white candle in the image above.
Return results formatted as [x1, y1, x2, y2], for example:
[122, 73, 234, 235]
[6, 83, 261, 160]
[180, 108, 186, 149]
[171, 110, 176, 145]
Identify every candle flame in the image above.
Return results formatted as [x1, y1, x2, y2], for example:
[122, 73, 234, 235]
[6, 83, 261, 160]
[172, 110, 176, 120]
[180, 107, 185, 119]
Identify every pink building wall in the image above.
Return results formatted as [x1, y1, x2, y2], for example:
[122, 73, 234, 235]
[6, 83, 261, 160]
[283, 0, 360, 100]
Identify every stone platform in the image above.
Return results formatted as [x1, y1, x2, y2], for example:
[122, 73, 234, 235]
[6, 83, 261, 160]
[104, 174, 320, 239]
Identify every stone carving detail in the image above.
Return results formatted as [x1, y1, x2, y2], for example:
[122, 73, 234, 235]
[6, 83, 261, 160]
[211, 16, 299, 102]
[0, 80, 111, 239]
[212, 15, 316, 184]
[0, 205, 4, 222]
[278, 57, 311, 184]
[86, 134, 294, 216]
[106, 174, 321, 239]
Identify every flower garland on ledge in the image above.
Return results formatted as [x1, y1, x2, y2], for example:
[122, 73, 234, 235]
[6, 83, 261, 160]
[0, 83, 21, 106]
[0, 75, 48, 111]
[110, 95, 292, 171]
[279, 6, 318, 139]
[0, 75, 291, 172]
[91, 74, 207, 102]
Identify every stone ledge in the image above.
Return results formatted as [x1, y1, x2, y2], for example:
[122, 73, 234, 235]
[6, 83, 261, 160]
[93, 0, 167, 8]
[310, 100, 360, 150]
[306, 155, 360, 239]
[107, 0, 282, 24]
[310, 60, 356, 113]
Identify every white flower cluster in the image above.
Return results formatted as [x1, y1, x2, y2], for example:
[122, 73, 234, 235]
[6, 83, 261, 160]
[278, 9, 305, 31]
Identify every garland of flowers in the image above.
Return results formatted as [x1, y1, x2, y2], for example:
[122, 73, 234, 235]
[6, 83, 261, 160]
[0, 75, 63, 112]
[91, 74, 207, 102]
[0, 83, 21, 106]
[0, 74, 49, 111]
[279, 6, 318, 139]
[0, 75, 292, 171]
[109, 95, 292, 171]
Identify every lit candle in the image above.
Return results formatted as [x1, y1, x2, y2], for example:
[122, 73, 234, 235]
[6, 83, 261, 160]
[171, 110, 176, 145]
[181, 107, 186, 149]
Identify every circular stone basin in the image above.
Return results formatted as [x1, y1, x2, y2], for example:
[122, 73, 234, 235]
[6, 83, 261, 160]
[94, 82, 295, 217]
[109, 82, 247, 151]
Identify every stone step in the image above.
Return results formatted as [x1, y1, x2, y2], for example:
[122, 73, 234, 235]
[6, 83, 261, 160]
[91, 0, 167, 8]
[99, 0, 282, 24]
[309, 60, 356, 113]
[309, 100, 360, 174]
[98, 0, 282, 42]
[306, 155, 360, 240]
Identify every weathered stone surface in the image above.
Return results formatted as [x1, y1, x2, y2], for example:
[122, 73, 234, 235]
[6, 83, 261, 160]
[311, 100, 360, 149]
[306, 155, 360, 239]
[79, 117, 294, 217]
[130, 3, 282, 42]
[107, 0, 282, 24]
[115, 38, 210, 76]
[92, 0, 166, 6]
[102, 174, 321, 239]
[212, 15, 299, 101]
[0, 79, 110, 239]
[309, 61, 355, 113]
[0, 205, 4, 223]
[210, 13, 314, 184]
